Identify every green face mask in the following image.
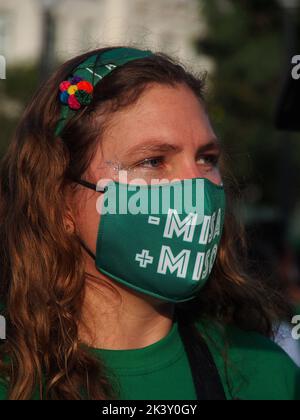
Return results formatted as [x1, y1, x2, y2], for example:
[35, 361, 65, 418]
[76, 177, 226, 303]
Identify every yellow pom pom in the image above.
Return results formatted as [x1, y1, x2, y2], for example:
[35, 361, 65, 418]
[67, 85, 78, 95]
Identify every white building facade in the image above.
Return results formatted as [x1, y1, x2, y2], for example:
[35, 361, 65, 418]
[0, 0, 212, 72]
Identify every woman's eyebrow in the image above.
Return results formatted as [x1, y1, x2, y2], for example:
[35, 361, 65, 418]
[123, 138, 221, 157]
[197, 139, 221, 153]
[123, 141, 182, 157]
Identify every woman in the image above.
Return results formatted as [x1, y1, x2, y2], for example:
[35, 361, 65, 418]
[0, 46, 299, 400]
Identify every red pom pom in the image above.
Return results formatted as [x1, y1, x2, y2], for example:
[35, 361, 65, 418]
[59, 81, 71, 92]
[77, 81, 93, 94]
[68, 94, 81, 110]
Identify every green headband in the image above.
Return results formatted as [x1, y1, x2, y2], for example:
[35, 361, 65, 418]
[55, 47, 154, 136]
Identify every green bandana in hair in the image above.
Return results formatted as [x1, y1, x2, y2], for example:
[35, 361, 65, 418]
[55, 47, 154, 136]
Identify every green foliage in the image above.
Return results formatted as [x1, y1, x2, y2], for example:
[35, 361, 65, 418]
[0, 64, 39, 156]
[197, 0, 300, 208]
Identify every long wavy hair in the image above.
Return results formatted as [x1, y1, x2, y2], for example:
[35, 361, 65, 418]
[0, 46, 288, 399]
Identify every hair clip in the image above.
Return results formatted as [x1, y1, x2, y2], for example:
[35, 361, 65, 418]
[59, 76, 94, 110]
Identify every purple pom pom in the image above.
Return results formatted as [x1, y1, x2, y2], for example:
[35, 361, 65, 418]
[60, 91, 69, 104]
[70, 76, 82, 84]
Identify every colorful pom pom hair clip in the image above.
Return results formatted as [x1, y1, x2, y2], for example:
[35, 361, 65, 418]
[55, 47, 154, 137]
[59, 77, 94, 111]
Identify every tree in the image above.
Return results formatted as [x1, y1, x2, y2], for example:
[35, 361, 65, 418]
[196, 0, 300, 214]
[0, 65, 38, 156]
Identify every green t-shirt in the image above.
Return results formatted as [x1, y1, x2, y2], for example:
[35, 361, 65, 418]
[0, 318, 299, 400]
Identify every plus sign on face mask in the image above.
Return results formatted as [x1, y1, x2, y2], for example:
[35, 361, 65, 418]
[77, 176, 226, 303]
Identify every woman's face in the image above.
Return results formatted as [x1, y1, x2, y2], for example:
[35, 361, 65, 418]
[72, 83, 222, 297]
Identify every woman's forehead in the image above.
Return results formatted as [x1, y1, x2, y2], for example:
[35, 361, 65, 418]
[98, 83, 217, 157]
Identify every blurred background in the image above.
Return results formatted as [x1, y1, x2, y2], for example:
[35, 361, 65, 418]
[0, 0, 299, 360]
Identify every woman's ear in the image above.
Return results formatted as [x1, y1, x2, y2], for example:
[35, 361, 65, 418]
[63, 207, 76, 234]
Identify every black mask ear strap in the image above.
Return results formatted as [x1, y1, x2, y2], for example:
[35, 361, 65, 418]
[73, 178, 105, 261]
[75, 178, 107, 193]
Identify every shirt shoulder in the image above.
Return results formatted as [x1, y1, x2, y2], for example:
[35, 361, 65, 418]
[195, 319, 300, 400]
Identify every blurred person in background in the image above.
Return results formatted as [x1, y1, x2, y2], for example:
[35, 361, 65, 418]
[246, 220, 300, 366]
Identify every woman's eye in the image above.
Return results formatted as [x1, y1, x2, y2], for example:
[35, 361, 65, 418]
[197, 155, 219, 166]
[138, 157, 164, 168]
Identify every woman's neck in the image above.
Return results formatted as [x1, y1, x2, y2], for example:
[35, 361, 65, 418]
[78, 270, 175, 350]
